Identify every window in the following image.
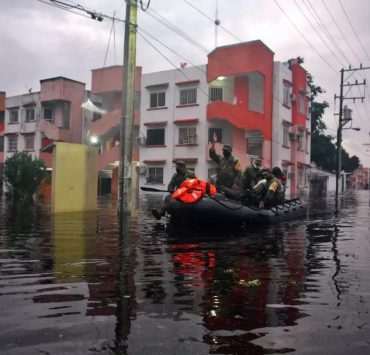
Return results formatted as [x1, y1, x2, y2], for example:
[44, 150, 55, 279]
[208, 127, 222, 143]
[305, 132, 310, 153]
[247, 139, 263, 157]
[92, 102, 102, 121]
[24, 134, 35, 150]
[25, 108, 35, 122]
[180, 88, 197, 105]
[43, 107, 53, 122]
[146, 128, 165, 145]
[147, 167, 163, 184]
[299, 94, 305, 114]
[298, 130, 305, 151]
[7, 135, 18, 151]
[0, 136, 3, 152]
[0, 111, 4, 125]
[9, 110, 19, 123]
[283, 84, 290, 106]
[150, 92, 166, 108]
[179, 127, 197, 144]
[209, 87, 223, 102]
[283, 125, 290, 147]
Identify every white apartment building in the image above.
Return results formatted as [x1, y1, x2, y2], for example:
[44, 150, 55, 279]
[139, 41, 311, 199]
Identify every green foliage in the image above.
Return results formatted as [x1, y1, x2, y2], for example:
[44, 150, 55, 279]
[4, 152, 47, 203]
[308, 75, 360, 173]
[341, 150, 360, 172]
[311, 132, 337, 172]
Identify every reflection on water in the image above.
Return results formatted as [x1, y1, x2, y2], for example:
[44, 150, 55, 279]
[0, 191, 370, 354]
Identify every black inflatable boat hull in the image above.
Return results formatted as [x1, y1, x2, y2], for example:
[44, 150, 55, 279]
[166, 194, 307, 225]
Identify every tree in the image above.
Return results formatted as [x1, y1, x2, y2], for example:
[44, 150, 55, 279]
[4, 152, 47, 203]
[308, 74, 360, 173]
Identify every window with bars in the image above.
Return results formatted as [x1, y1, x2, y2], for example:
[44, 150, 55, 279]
[146, 128, 165, 145]
[180, 88, 197, 105]
[24, 133, 35, 150]
[283, 84, 290, 106]
[150, 91, 166, 108]
[208, 127, 222, 143]
[25, 108, 35, 122]
[43, 107, 54, 122]
[147, 167, 163, 184]
[9, 110, 19, 123]
[283, 125, 290, 147]
[179, 127, 197, 144]
[299, 94, 305, 114]
[298, 130, 305, 151]
[7, 135, 18, 151]
[209, 87, 223, 102]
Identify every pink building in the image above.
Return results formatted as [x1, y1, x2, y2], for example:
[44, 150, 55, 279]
[4, 77, 92, 169]
[89, 65, 142, 196]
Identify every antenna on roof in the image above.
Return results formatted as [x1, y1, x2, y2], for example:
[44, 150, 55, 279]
[214, 0, 220, 48]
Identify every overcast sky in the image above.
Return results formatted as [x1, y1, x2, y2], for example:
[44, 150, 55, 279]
[1, 0, 370, 166]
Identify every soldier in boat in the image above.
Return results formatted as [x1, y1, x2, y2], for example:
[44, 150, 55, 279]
[152, 161, 196, 220]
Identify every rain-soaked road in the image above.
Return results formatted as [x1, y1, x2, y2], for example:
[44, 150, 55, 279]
[0, 190, 369, 354]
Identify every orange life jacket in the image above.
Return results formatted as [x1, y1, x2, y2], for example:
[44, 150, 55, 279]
[171, 178, 217, 204]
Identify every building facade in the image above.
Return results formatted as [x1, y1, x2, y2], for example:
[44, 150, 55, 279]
[3, 77, 93, 169]
[348, 165, 370, 190]
[89, 65, 142, 196]
[138, 41, 311, 199]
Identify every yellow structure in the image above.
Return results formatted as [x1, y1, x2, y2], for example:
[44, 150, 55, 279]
[51, 142, 98, 213]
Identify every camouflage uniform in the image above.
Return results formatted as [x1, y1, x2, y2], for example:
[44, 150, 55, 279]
[209, 147, 241, 189]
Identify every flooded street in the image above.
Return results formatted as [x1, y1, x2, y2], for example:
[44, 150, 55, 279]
[1, 191, 370, 354]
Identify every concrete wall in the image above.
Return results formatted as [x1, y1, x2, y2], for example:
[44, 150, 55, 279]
[52, 142, 98, 213]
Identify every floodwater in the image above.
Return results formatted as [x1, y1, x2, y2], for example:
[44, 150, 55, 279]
[0, 191, 369, 355]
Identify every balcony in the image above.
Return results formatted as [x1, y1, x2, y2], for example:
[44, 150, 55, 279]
[89, 110, 140, 138]
[39, 118, 72, 142]
[207, 101, 265, 131]
[98, 143, 139, 171]
[89, 111, 120, 138]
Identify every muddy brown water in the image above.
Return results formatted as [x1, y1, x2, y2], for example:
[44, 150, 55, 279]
[0, 191, 369, 354]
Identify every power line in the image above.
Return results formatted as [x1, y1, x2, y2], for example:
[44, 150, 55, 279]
[145, 7, 209, 54]
[303, 0, 352, 66]
[37, 0, 92, 19]
[320, 0, 362, 64]
[338, 0, 370, 62]
[182, 0, 243, 44]
[273, 0, 338, 75]
[293, 0, 343, 68]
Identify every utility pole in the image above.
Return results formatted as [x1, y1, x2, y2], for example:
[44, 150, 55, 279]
[334, 65, 370, 213]
[119, 0, 138, 217]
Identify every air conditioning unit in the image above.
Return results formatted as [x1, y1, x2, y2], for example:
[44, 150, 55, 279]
[290, 93, 296, 102]
[136, 136, 146, 146]
[137, 165, 147, 174]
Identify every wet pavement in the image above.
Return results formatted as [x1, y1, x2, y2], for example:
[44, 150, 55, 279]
[0, 191, 369, 354]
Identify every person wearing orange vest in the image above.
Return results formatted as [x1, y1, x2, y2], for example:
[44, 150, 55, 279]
[152, 161, 196, 220]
